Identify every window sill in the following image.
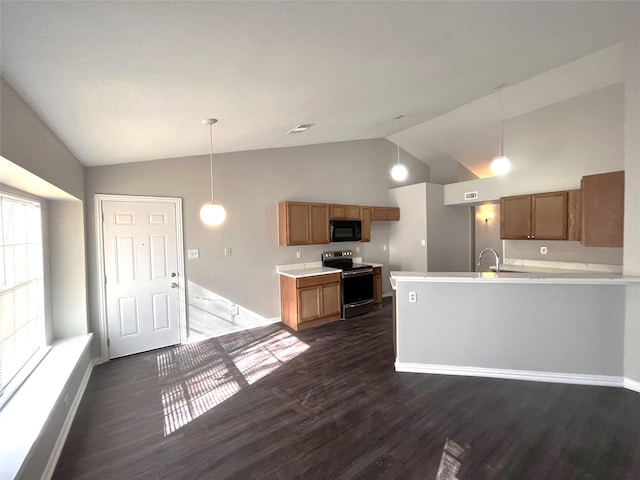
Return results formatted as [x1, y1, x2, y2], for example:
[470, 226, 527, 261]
[0, 333, 93, 480]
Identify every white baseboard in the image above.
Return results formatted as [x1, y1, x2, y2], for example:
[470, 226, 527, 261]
[42, 358, 96, 480]
[623, 377, 640, 393]
[395, 362, 624, 388]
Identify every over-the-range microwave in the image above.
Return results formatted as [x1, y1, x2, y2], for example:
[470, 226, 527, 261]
[329, 220, 362, 242]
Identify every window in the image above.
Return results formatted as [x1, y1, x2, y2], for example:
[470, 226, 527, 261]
[0, 191, 46, 406]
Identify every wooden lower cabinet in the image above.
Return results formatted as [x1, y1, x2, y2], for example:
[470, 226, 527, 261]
[373, 266, 382, 308]
[280, 273, 341, 331]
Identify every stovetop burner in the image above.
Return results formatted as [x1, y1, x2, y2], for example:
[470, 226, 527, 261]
[321, 250, 371, 271]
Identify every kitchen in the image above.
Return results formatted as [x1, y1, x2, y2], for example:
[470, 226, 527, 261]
[1, 2, 640, 478]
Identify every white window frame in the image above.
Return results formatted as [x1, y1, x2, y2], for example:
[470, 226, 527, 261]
[0, 189, 49, 410]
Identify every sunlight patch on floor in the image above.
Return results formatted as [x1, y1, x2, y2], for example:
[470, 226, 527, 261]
[158, 327, 309, 435]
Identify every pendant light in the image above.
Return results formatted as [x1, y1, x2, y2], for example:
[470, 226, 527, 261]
[390, 115, 408, 181]
[199, 118, 227, 227]
[490, 84, 511, 176]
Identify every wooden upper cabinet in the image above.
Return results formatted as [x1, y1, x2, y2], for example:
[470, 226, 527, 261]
[501, 191, 569, 240]
[500, 195, 533, 239]
[581, 170, 624, 247]
[372, 207, 400, 221]
[278, 201, 329, 246]
[567, 189, 582, 242]
[309, 203, 330, 244]
[532, 191, 568, 240]
[360, 207, 372, 242]
[331, 204, 361, 220]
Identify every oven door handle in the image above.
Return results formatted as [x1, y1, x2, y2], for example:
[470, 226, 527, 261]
[344, 299, 374, 308]
[342, 269, 374, 277]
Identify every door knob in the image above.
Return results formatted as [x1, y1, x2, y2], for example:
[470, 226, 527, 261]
[170, 282, 178, 288]
[171, 272, 177, 277]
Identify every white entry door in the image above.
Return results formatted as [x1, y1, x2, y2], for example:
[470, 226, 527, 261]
[101, 198, 183, 359]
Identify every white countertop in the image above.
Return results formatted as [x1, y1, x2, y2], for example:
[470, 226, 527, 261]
[390, 271, 640, 285]
[277, 258, 383, 279]
[278, 266, 341, 278]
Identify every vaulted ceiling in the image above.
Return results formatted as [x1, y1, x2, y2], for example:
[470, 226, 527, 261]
[1, 1, 637, 175]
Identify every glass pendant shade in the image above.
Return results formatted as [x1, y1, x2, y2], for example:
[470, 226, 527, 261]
[490, 155, 511, 175]
[200, 203, 226, 226]
[390, 163, 408, 181]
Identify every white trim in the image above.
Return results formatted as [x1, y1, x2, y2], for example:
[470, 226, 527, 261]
[394, 362, 624, 388]
[95, 194, 187, 362]
[623, 377, 640, 393]
[42, 358, 96, 480]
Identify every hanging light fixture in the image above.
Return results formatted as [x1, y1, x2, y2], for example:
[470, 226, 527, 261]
[490, 84, 511, 176]
[390, 115, 408, 181]
[199, 118, 227, 227]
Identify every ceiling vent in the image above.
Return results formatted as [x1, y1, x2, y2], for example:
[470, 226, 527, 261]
[287, 124, 315, 134]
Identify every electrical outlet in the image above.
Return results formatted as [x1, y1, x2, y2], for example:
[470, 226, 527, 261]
[296, 251, 301, 259]
[356, 247, 360, 253]
[409, 292, 417, 303]
[187, 249, 199, 259]
[540, 247, 548, 255]
[421, 239, 426, 246]
[383, 244, 387, 251]
[224, 247, 232, 256]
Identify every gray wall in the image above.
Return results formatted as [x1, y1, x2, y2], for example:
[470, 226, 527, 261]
[49, 200, 90, 338]
[388, 183, 428, 271]
[85, 139, 431, 357]
[0, 78, 85, 201]
[388, 182, 472, 273]
[445, 84, 625, 205]
[623, 18, 640, 382]
[396, 281, 625, 377]
[1, 78, 91, 480]
[504, 240, 623, 266]
[475, 203, 501, 272]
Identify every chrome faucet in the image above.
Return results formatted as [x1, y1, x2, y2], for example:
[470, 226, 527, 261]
[477, 248, 500, 273]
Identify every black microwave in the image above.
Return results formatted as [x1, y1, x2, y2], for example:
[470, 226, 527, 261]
[330, 220, 362, 242]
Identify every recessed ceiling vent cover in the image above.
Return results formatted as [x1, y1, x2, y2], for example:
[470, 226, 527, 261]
[287, 124, 315, 134]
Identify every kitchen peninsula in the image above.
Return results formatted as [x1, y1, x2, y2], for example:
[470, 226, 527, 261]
[391, 271, 640, 389]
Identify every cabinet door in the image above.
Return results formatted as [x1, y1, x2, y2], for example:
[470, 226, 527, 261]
[500, 195, 532, 239]
[567, 190, 582, 241]
[386, 207, 400, 221]
[532, 192, 568, 240]
[372, 207, 400, 221]
[360, 207, 372, 242]
[582, 171, 624, 247]
[330, 204, 346, 219]
[345, 205, 361, 219]
[321, 282, 341, 317]
[298, 286, 321, 323]
[309, 203, 330, 244]
[373, 275, 382, 305]
[280, 202, 309, 245]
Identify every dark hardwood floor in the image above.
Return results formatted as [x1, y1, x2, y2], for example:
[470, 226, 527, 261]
[53, 300, 640, 479]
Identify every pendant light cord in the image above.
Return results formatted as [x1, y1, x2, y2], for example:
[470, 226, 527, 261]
[497, 84, 506, 157]
[397, 120, 400, 165]
[208, 123, 215, 204]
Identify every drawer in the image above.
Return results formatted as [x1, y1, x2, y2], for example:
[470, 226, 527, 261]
[297, 272, 341, 288]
